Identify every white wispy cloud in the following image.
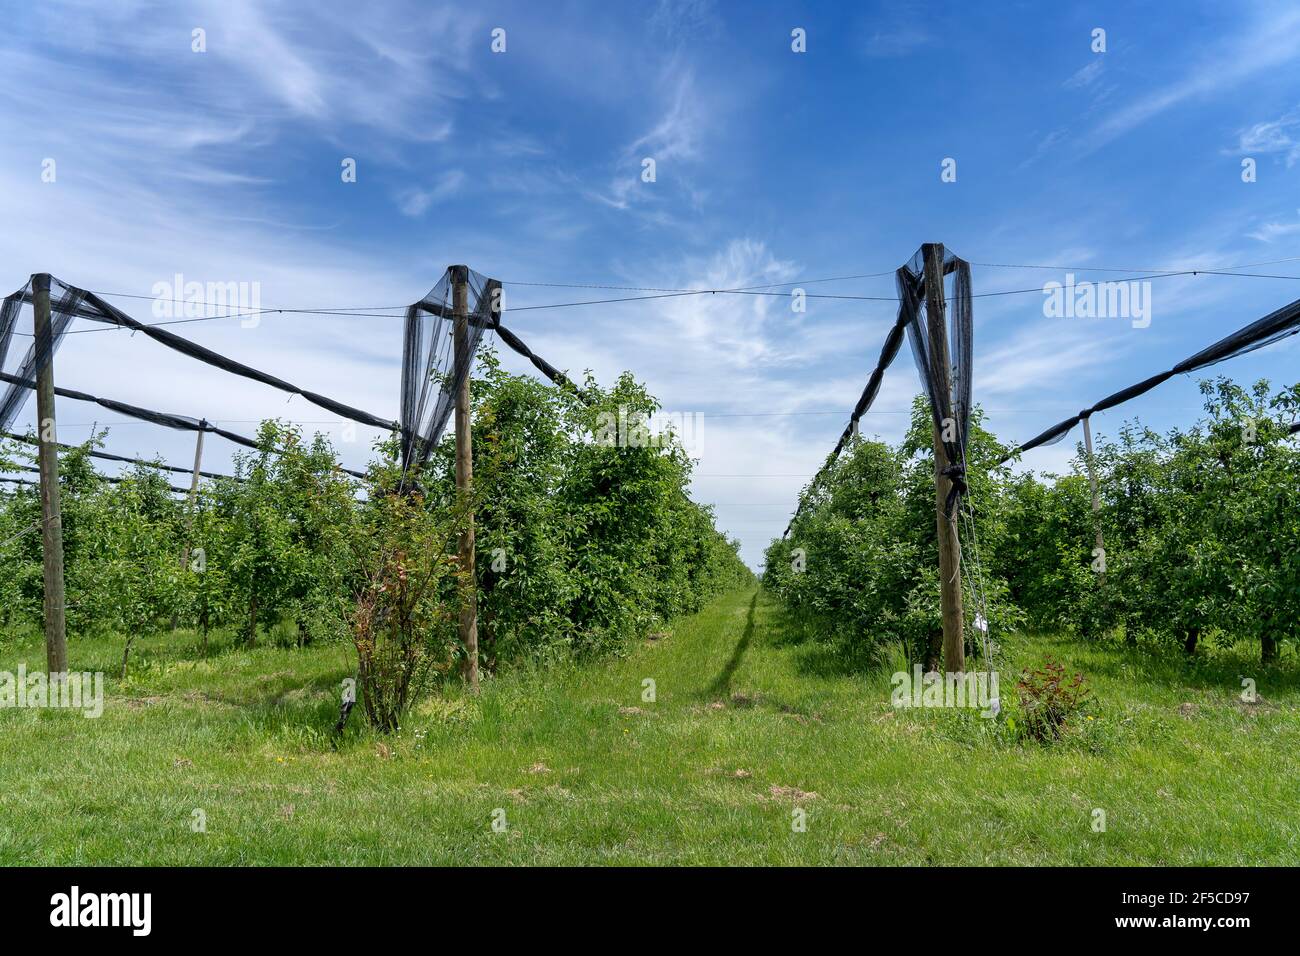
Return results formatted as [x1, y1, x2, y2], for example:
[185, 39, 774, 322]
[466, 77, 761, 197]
[1247, 211, 1300, 242]
[196, 0, 478, 137]
[594, 66, 708, 212]
[649, 0, 720, 44]
[975, 323, 1133, 401]
[1063, 59, 1105, 90]
[863, 25, 932, 58]
[397, 170, 467, 217]
[1233, 108, 1300, 166]
[1088, 5, 1300, 148]
[1, 0, 478, 209]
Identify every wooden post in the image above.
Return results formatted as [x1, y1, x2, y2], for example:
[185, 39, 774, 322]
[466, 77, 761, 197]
[32, 273, 68, 677]
[1082, 415, 1105, 584]
[178, 422, 205, 572]
[921, 245, 964, 674]
[452, 266, 479, 693]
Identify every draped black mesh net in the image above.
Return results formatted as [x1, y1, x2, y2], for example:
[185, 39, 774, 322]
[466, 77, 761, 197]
[2, 429, 237, 482]
[0, 273, 403, 481]
[493, 322, 589, 402]
[786, 243, 974, 534]
[824, 297, 909, 465]
[399, 266, 498, 475]
[2, 274, 395, 433]
[0, 275, 81, 431]
[1002, 294, 1300, 462]
[5, 462, 190, 495]
[0, 370, 369, 481]
[3, 268, 595, 490]
[399, 266, 595, 477]
[897, 244, 973, 516]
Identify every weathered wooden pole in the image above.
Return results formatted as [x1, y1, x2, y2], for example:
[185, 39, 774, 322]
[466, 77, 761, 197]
[452, 265, 479, 693]
[178, 422, 205, 572]
[920, 245, 965, 674]
[1081, 414, 1105, 585]
[32, 273, 68, 677]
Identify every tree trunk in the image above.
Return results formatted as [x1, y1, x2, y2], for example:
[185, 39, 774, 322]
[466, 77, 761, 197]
[1082, 415, 1105, 586]
[247, 592, 258, 645]
[924, 628, 942, 673]
[1262, 633, 1278, 664]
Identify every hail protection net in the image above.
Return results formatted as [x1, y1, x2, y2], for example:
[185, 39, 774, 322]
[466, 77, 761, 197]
[785, 244, 974, 535]
[0, 275, 83, 432]
[7, 461, 190, 495]
[494, 322, 588, 401]
[0, 371, 367, 480]
[897, 244, 974, 515]
[1001, 293, 1300, 462]
[400, 266, 499, 475]
[0, 273, 374, 478]
[2, 275, 395, 433]
[1, 429, 239, 481]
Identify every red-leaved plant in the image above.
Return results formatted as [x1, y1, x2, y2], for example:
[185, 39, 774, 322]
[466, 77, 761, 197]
[1015, 657, 1091, 742]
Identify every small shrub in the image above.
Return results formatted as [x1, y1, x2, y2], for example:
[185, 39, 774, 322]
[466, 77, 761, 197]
[350, 492, 458, 733]
[1015, 657, 1091, 742]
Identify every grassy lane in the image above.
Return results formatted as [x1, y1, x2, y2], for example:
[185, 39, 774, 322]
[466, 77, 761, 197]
[1, 587, 1297, 864]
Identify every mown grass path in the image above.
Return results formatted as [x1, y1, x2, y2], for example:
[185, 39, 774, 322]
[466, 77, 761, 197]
[1, 587, 1296, 864]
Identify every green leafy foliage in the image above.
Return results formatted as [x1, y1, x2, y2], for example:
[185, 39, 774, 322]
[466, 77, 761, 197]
[999, 378, 1300, 664]
[423, 349, 753, 665]
[193, 421, 358, 647]
[0, 435, 186, 654]
[348, 488, 458, 732]
[764, 396, 1024, 666]
[768, 377, 1300, 669]
[0, 357, 751, 717]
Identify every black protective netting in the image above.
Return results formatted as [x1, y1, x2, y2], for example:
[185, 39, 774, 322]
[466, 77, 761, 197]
[399, 266, 597, 474]
[2, 429, 237, 481]
[0, 275, 81, 431]
[0, 370, 368, 480]
[3, 269, 588, 486]
[7, 462, 189, 495]
[0, 275, 395, 435]
[494, 322, 587, 399]
[400, 266, 498, 474]
[786, 243, 974, 534]
[898, 244, 973, 515]
[1001, 294, 1300, 463]
[0, 273, 382, 479]
[0, 369, 247, 450]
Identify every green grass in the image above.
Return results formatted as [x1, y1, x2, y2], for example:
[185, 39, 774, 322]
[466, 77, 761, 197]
[1, 587, 1297, 864]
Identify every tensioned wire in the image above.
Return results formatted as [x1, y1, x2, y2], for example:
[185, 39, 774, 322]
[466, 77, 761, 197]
[8, 259, 1299, 525]
[9, 256, 1299, 337]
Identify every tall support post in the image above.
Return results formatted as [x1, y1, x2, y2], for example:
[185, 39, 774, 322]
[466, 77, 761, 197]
[452, 266, 479, 693]
[1081, 415, 1105, 585]
[33, 273, 68, 676]
[178, 422, 205, 571]
[920, 245, 965, 674]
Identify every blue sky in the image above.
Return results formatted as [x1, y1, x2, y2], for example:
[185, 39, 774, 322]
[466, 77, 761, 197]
[3, 0, 1300, 568]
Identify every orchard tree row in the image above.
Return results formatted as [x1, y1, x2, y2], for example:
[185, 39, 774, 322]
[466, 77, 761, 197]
[0, 349, 751, 728]
[764, 377, 1300, 667]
